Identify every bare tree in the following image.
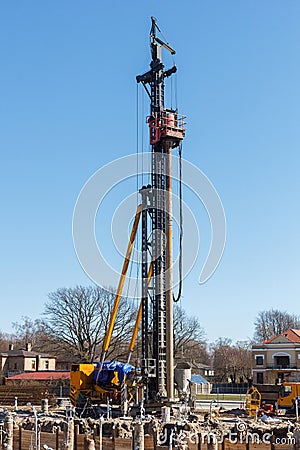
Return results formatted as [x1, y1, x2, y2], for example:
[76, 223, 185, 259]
[12, 317, 54, 352]
[211, 337, 232, 382]
[44, 285, 137, 362]
[9, 289, 209, 369]
[173, 305, 208, 363]
[212, 338, 252, 383]
[233, 341, 253, 382]
[253, 309, 300, 343]
[0, 331, 15, 351]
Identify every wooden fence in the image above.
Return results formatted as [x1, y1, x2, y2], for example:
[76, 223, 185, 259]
[2, 427, 298, 450]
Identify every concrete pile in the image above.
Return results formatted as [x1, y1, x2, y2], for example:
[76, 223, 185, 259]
[0, 405, 300, 449]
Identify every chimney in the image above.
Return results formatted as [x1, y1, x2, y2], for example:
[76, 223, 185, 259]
[9, 344, 14, 351]
[25, 343, 32, 352]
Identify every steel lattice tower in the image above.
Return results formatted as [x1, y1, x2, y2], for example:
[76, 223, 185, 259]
[136, 18, 185, 401]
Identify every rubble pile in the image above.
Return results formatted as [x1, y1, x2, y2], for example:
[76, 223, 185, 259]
[0, 405, 299, 449]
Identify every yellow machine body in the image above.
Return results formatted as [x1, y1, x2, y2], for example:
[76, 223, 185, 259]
[246, 382, 300, 416]
[70, 363, 95, 406]
[70, 363, 138, 408]
[245, 385, 262, 416]
[278, 382, 300, 409]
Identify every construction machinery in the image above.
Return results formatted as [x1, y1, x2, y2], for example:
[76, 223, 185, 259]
[245, 382, 300, 416]
[245, 386, 261, 416]
[70, 204, 143, 413]
[278, 382, 300, 411]
[70, 17, 185, 413]
[136, 16, 185, 403]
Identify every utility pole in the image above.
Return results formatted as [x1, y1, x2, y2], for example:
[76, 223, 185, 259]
[136, 17, 185, 401]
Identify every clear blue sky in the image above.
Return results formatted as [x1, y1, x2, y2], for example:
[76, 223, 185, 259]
[1, 1, 299, 343]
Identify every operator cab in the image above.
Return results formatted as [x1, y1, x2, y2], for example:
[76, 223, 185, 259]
[279, 384, 292, 398]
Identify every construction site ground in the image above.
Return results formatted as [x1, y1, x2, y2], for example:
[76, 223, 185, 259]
[0, 402, 300, 450]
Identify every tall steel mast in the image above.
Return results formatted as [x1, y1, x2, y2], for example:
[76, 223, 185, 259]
[136, 18, 185, 401]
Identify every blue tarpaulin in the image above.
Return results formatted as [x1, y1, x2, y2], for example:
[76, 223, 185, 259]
[94, 361, 134, 384]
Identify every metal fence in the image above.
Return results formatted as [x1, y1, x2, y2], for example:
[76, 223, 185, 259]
[210, 383, 250, 394]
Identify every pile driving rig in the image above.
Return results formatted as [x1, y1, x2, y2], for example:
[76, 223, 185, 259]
[70, 17, 185, 413]
[136, 17, 185, 402]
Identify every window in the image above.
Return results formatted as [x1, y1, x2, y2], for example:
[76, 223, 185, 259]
[45, 360, 49, 370]
[256, 356, 264, 365]
[257, 372, 264, 384]
[279, 385, 292, 398]
[31, 360, 36, 370]
[274, 355, 290, 368]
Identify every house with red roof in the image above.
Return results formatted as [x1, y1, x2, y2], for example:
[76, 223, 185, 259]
[252, 329, 300, 384]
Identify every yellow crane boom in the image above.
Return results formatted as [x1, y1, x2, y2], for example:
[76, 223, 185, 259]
[127, 263, 153, 363]
[96, 204, 142, 383]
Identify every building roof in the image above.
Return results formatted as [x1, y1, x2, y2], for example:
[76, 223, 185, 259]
[264, 329, 300, 344]
[0, 349, 56, 359]
[194, 362, 212, 370]
[6, 371, 69, 381]
[189, 374, 209, 385]
[183, 360, 212, 370]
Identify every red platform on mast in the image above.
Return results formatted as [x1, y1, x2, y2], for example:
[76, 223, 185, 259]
[147, 111, 186, 145]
